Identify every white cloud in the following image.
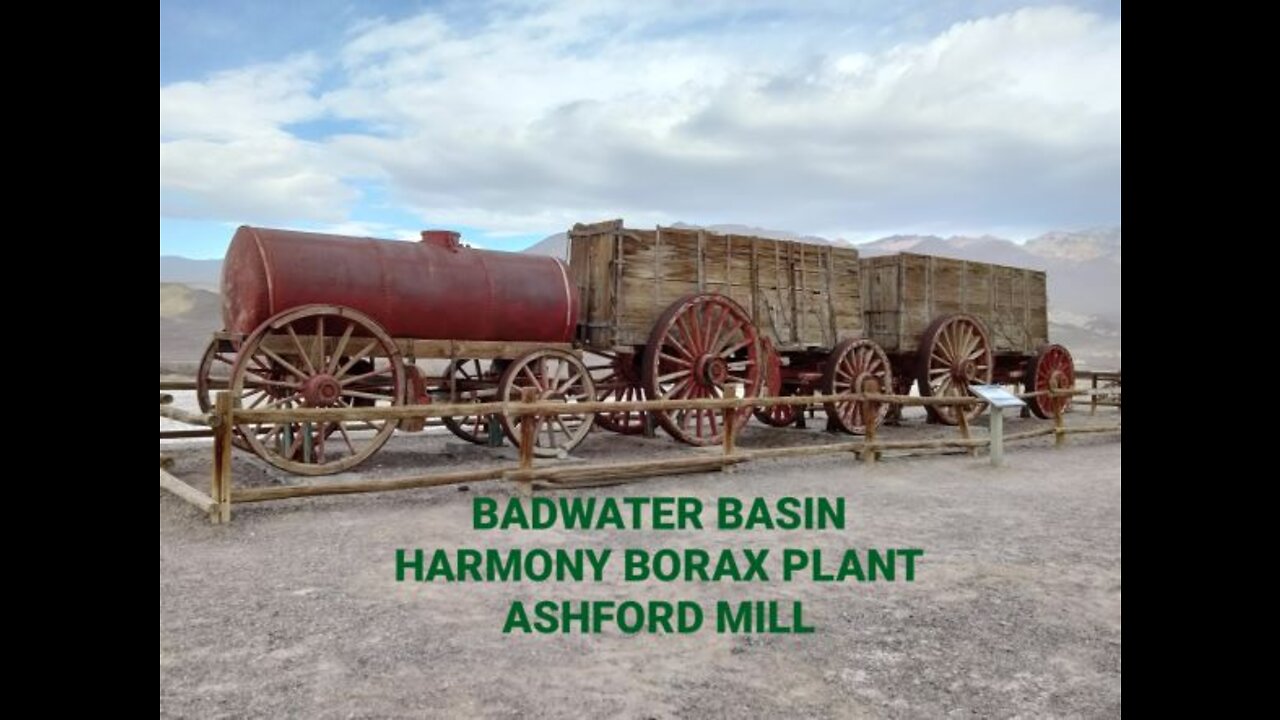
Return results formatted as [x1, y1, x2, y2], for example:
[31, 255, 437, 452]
[159, 2, 1121, 236]
[160, 136, 355, 223]
[160, 55, 324, 140]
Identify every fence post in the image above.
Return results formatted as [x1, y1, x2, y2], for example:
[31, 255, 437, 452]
[723, 406, 736, 457]
[722, 383, 743, 465]
[860, 379, 880, 464]
[956, 403, 975, 456]
[212, 391, 233, 524]
[516, 388, 536, 497]
[1053, 391, 1066, 447]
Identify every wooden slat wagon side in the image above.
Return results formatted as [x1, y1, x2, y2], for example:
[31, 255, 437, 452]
[568, 219, 892, 445]
[861, 252, 1074, 423]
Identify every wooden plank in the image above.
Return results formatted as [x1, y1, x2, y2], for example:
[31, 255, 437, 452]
[569, 218, 624, 235]
[407, 339, 574, 359]
[825, 245, 837, 345]
[159, 405, 216, 427]
[580, 227, 593, 337]
[783, 240, 793, 340]
[1002, 427, 1057, 441]
[159, 376, 203, 391]
[233, 467, 506, 503]
[653, 226, 662, 315]
[696, 229, 705, 291]
[750, 240, 759, 320]
[160, 468, 217, 513]
[740, 442, 863, 460]
[234, 390, 984, 424]
[1061, 424, 1121, 435]
[507, 455, 747, 483]
[160, 428, 216, 439]
[611, 231, 622, 347]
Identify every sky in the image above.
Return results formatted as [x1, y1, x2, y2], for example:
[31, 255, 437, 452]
[159, 1, 1121, 258]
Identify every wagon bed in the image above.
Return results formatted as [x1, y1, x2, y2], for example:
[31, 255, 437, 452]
[861, 253, 1048, 356]
[568, 219, 861, 352]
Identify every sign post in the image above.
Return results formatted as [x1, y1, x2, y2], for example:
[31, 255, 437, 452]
[969, 385, 1027, 467]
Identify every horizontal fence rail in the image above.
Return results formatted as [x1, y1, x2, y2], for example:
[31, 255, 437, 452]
[160, 376, 1122, 524]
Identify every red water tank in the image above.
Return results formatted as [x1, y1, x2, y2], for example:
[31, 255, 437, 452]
[221, 226, 578, 342]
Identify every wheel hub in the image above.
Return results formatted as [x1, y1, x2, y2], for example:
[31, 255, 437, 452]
[695, 355, 729, 386]
[302, 374, 342, 406]
[860, 376, 882, 395]
[953, 360, 977, 382]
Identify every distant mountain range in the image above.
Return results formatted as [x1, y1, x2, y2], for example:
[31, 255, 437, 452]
[160, 224, 1120, 369]
[159, 256, 222, 291]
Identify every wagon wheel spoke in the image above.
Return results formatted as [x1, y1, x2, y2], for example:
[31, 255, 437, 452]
[286, 326, 316, 375]
[322, 322, 353, 375]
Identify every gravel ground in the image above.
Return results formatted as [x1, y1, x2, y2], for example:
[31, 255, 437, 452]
[160, 405, 1121, 718]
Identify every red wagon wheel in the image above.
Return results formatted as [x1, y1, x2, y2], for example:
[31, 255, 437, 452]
[1027, 344, 1075, 419]
[441, 359, 501, 444]
[587, 350, 648, 434]
[229, 304, 405, 475]
[642, 293, 761, 446]
[823, 338, 893, 435]
[753, 337, 797, 427]
[497, 349, 596, 457]
[915, 313, 992, 425]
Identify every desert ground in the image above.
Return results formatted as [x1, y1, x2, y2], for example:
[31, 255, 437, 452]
[160, 401, 1121, 718]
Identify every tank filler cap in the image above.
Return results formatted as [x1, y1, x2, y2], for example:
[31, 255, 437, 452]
[420, 230, 463, 251]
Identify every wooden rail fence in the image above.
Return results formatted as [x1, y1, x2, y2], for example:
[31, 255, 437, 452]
[160, 378, 1122, 524]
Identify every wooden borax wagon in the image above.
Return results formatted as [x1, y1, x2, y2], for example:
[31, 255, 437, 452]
[860, 253, 1074, 424]
[568, 219, 879, 444]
